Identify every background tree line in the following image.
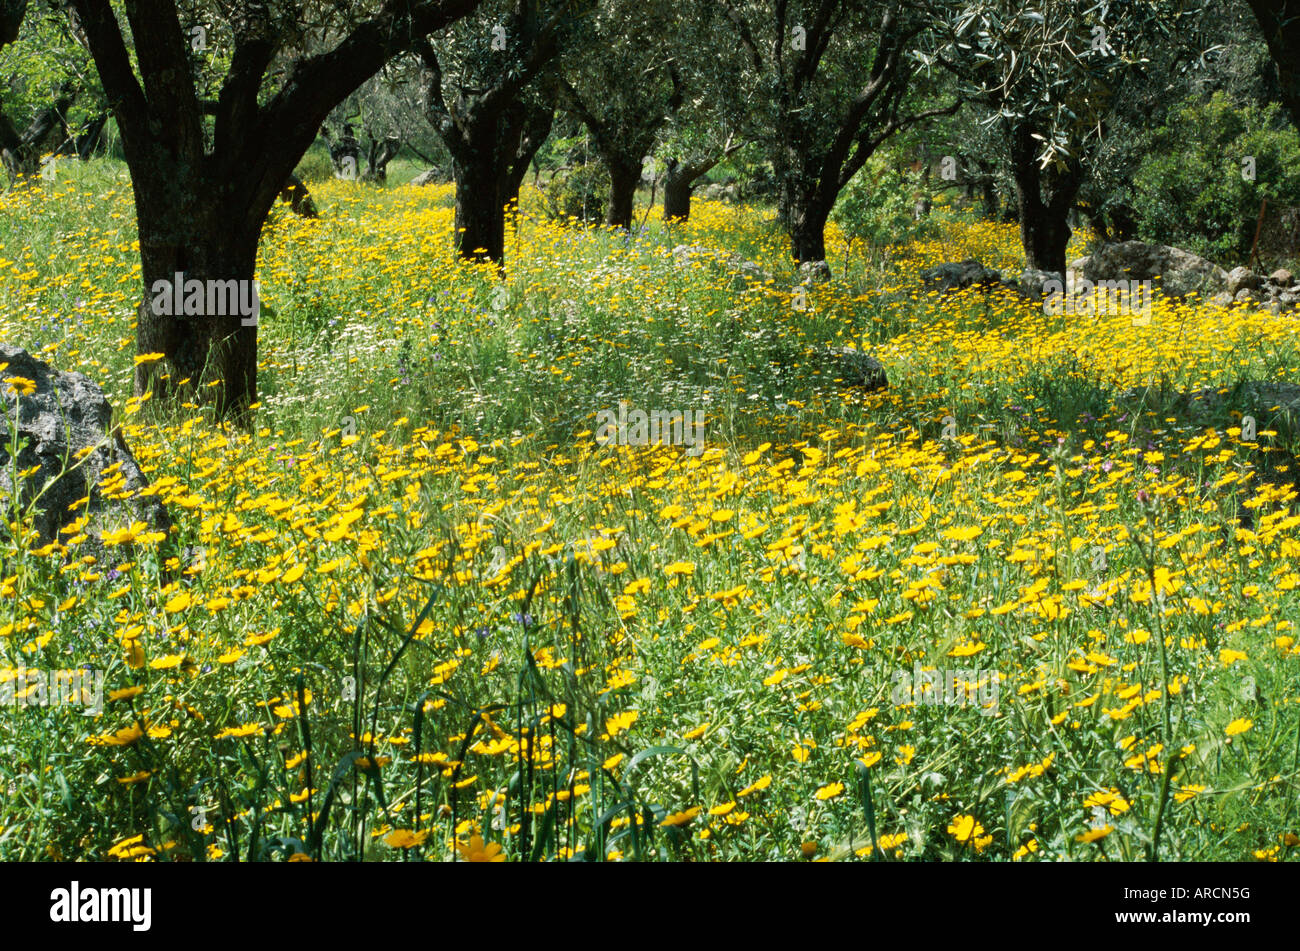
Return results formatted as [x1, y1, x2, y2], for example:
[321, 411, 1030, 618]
[4, 0, 1300, 419]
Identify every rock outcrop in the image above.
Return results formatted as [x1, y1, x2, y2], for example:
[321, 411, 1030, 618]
[822, 347, 888, 392]
[920, 259, 1003, 294]
[1069, 241, 1228, 299]
[0, 344, 170, 555]
[410, 167, 452, 186]
[1206, 265, 1300, 313]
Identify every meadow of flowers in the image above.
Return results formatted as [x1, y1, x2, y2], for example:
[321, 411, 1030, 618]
[0, 161, 1297, 862]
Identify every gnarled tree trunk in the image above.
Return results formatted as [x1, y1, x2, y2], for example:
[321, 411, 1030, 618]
[362, 134, 401, 182]
[503, 96, 554, 214]
[778, 149, 833, 265]
[661, 144, 739, 223]
[560, 69, 681, 232]
[418, 31, 561, 268]
[1247, 1, 1300, 132]
[788, 200, 831, 263]
[71, 0, 481, 421]
[72, 113, 107, 159]
[662, 161, 693, 222]
[133, 179, 263, 419]
[323, 123, 362, 179]
[440, 94, 550, 263]
[279, 173, 318, 218]
[449, 122, 509, 263]
[0, 82, 76, 182]
[604, 153, 642, 230]
[1008, 124, 1082, 276]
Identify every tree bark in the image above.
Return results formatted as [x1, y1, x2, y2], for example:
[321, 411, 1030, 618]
[442, 95, 554, 260]
[502, 95, 554, 214]
[778, 147, 832, 265]
[450, 133, 508, 263]
[558, 69, 680, 232]
[1013, 182, 1072, 275]
[719, 4, 956, 274]
[76, 113, 107, 158]
[0, 82, 76, 181]
[1247, 1, 1300, 132]
[788, 197, 830, 263]
[362, 134, 401, 182]
[969, 158, 999, 220]
[662, 161, 693, 222]
[980, 180, 999, 221]
[323, 123, 362, 179]
[662, 141, 742, 223]
[280, 173, 317, 218]
[604, 154, 641, 230]
[71, 0, 482, 421]
[436, 93, 545, 264]
[417, 22, 562, 268]
[54, 112, 108, 159]
[1008, 123, 1080, 275]
[134, 190, 260, 420]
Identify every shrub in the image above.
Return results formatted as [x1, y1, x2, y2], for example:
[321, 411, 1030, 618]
[1132, 91, 1300, 264]
[831, 157, 936, 249]
[540, 162, 608, 224]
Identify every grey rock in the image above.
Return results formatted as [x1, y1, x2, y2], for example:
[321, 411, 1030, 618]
[1270, 268, 1294, 287]
[0, 344, 171, 556]
[823, 348, 888, 392]
[1226, 266, 1264, 296]
[798, 260, 832, 284]
[729, 256, 772, 284]
[671, 243, 712, 260]
[920, 259, 1002, 293]
[672, 245, 772, 283]
[409, 167, 450, 186]
[700, 183, 740, 202]
[1188, 380, 1300, 410]
[1018, 269, 1065, 301]
[1180, 381, 1300, 443]
[1210, 292, 1236, 307]
[1078, 241, 1228, 299]
[1235, 288, 1263, 304]
[1120, 380, 1300, 494]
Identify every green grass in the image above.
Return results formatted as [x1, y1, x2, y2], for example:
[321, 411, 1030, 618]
[0, 159, 1297, 862]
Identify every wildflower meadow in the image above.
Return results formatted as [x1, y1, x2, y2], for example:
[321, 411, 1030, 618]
[0, 2, 1297, 898]
[0, 164, 1297, 866]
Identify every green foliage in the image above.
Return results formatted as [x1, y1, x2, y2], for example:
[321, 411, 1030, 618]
[0, 5, 103, 148]
[540, 161, 607, 224]
[3, 164, 1300, 862]
[715, 145, 775, 204]
[293, 145, 337, 185]
[832, 158, 936, 249]
[943, 0, 1198, 169]
[1133, 92, 1300, 263]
